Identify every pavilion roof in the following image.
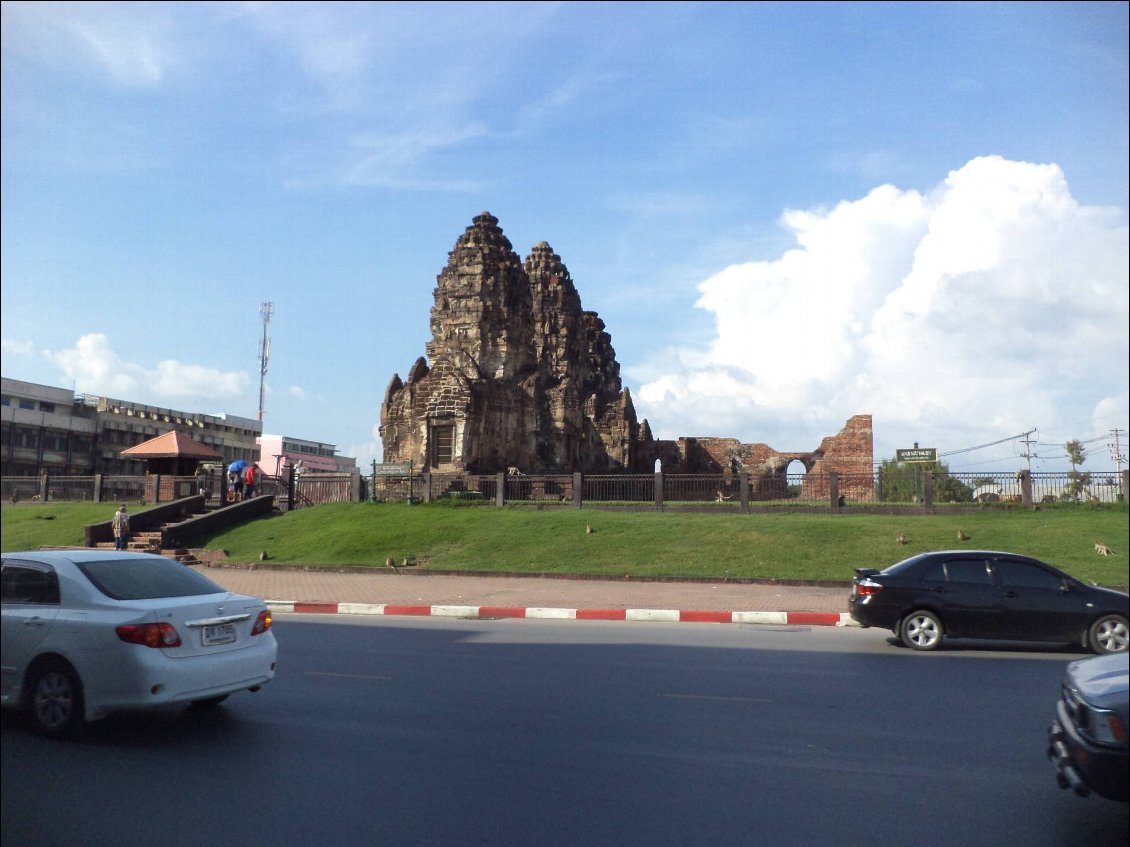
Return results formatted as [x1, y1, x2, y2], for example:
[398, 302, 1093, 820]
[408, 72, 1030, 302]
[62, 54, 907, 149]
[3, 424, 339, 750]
[120, 430, 224, 460]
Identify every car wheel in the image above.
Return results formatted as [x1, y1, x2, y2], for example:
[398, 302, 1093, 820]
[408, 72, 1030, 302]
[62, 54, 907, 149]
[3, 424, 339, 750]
[189, 695, 229, 711]
[26, 660, 84, 738]
[899, 610, 943, 651]
[1088, 615, 1129, 655]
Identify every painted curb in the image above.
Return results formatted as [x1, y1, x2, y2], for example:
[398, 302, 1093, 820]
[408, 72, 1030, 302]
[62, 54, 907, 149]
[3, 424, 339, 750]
[267, 600, 858, 627]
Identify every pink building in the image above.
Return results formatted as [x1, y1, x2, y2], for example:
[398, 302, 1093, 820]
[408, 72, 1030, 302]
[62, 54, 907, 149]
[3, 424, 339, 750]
[256, 434, 357, 477]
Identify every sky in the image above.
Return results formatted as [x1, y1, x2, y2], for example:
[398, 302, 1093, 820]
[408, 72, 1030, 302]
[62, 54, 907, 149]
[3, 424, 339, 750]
[2, 1, 1128, 474]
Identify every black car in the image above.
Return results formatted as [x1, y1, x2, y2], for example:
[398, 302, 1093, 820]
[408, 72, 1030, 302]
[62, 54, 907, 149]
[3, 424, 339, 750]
[1048, 652, 1129, 801]
[848, 550, 1129, 653]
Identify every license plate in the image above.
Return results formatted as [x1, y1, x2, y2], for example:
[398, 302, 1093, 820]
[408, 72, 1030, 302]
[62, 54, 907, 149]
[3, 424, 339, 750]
[202, 623, 237, 646]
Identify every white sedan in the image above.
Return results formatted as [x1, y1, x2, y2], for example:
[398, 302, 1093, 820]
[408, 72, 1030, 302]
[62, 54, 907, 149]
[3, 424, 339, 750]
[1, 550, 277, 736]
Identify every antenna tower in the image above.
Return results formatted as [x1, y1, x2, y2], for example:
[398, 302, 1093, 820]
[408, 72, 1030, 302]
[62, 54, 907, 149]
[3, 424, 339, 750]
[258, 302, 273, 423]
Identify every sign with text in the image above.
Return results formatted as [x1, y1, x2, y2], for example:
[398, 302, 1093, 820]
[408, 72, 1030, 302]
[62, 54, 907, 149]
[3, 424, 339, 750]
[372, 462, 413, 477]
[896, 448, 938, 463]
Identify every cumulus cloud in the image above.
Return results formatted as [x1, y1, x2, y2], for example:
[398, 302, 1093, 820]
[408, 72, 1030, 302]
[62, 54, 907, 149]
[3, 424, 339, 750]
[635, 156, 1129, 459]
[44, 333, 248, 408]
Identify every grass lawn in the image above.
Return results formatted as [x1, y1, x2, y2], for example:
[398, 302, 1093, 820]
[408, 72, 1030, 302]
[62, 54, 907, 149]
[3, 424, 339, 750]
[3, 500, 1127, 587]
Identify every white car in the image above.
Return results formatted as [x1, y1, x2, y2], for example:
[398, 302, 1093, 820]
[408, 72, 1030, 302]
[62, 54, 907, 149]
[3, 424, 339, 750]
[1, 550, 277, 736]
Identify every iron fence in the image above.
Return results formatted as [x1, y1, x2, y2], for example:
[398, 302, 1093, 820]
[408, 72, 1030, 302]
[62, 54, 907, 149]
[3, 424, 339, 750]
[4, 469, 1126, 511]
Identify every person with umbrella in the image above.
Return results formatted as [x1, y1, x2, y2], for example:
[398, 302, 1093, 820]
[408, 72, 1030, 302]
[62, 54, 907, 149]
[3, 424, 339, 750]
[228, 460, 248, 502]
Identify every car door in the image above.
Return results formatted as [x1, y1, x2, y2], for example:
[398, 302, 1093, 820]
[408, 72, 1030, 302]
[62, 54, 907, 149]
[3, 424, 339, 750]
[0, 560, 61, 699]
[938, 556, 998, 637]
[991, 556, 1089, 642]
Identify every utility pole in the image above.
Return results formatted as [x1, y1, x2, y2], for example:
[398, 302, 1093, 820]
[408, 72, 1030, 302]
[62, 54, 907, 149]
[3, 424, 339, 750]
[257, 302, 273, 423]
[1019, 429, 1038, 475]
[1109, 429, 1126, 474]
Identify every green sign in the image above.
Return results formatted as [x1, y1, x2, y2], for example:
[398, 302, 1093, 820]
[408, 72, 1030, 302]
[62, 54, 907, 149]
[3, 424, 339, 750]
[372, 462, 413, 477]
[896, 448, 937, 463]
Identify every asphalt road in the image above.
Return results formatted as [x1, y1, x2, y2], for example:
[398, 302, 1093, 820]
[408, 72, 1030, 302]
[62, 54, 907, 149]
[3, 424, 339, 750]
[2, 617, 1125, 847]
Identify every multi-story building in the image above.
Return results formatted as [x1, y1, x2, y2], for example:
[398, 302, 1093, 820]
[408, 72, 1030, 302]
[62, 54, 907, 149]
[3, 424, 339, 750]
[1, 377, 261, 476]
[256, 433, 357, 476]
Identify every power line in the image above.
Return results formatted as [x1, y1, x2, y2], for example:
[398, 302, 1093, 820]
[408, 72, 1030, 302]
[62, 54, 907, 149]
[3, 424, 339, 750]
[939, 430, 1034, 457]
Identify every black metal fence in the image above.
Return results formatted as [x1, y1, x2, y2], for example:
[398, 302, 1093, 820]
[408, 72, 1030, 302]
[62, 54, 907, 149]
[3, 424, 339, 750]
[2, 469, 358, 511]
[366, 469, 1128, 510]
[5, 468, 1126, 512]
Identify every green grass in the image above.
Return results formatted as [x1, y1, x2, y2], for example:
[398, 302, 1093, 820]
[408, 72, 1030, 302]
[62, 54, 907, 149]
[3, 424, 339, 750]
[3, 500, 1127, 587]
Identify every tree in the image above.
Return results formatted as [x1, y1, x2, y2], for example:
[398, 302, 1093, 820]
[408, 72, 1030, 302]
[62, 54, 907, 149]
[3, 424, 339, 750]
[1063, 439, 1091, 501]
[876, 456, 972, 503]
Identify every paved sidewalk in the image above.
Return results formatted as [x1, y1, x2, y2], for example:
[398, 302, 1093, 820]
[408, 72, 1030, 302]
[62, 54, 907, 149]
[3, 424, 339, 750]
[194, 565, 855, 626]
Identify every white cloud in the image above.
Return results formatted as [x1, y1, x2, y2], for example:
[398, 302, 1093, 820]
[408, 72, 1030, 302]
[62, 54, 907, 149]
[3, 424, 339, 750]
[1, 2, 176, 86]
[44, 333, 248, 408]
[635, 156, 1130, 461]
[1, 339, 37, 356]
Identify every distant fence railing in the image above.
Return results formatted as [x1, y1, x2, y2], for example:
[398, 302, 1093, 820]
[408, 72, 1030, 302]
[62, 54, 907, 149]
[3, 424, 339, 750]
[6, 469, 1126, 512]
[2, 469, 360, 511]
[367, 469, 1128, 510]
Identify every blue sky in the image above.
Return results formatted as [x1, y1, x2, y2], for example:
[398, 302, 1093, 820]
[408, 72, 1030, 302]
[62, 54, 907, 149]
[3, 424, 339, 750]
[2, 1, 1127, 473]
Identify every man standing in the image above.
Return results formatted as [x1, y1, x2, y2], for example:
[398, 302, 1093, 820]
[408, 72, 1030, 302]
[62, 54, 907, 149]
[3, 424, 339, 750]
[112, 504, 130, 551]
[244, 463, 258, 499]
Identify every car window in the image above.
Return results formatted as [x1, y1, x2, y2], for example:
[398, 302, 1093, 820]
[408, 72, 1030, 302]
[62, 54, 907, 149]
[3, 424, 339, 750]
[885, 554, 931, 575]
[943, 559, 991, 584]
[1, 563, 61, 604]
[993, 559, 1065, 590]
[918, 561, 946, 581]
[75, 557, 226, 601]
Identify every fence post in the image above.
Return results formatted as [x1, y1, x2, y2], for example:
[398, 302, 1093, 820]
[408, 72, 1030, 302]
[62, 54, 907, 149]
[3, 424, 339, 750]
[740, 471, 750, 512]
[424, 472, 432, 503]
[496, 472, 505, 507]
[40, 473, 50, 502]
[829, 471, 840, 510]
[1121, 470, 1129, 503]
[287, 464, 296, 511]
[654, 472, 664, 510]
[1019, 470, 1033, 507]
[94, 473, 103, 503]
[148, 474, 160, 504]
[573, 472, 582, 509]
[923, 472, 934, 510]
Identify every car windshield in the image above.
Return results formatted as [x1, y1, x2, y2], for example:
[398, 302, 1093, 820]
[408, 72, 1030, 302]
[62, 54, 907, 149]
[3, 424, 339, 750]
[76, 557, 227, 600]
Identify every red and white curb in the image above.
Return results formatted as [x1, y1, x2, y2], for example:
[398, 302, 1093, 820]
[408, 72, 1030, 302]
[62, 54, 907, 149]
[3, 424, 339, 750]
[267, 600, 857, 627]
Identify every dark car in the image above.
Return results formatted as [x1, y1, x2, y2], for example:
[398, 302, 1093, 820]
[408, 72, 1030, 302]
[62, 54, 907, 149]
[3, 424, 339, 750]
[1048, 652, 1128, 801]
[848, 550, 1129, 653]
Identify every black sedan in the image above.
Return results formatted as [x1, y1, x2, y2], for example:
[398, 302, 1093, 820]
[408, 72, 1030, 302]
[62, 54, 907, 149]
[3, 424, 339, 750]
[849, 550, 1129, 653]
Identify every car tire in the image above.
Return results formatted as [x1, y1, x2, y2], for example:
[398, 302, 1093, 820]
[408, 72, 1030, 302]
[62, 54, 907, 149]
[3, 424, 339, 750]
[25, 660, 84, 738]
[1088, 614, 1129, 655]
[899, 610, 943, 651]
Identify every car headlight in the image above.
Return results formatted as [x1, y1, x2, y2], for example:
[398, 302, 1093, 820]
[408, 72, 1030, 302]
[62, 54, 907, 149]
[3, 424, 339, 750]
[1080, 702, 1127, 746]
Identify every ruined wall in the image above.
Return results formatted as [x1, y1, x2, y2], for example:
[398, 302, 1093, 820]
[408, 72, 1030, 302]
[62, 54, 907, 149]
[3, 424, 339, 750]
[638, 416, 874, 499]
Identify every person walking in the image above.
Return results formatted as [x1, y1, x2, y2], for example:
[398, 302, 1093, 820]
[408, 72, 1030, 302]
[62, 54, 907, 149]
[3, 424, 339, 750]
[243, 463, 258, 499]
[112, 504, 130, 551]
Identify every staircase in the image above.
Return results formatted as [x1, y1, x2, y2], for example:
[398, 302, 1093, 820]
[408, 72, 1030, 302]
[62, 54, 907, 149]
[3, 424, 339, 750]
[94, 510, 209, 566]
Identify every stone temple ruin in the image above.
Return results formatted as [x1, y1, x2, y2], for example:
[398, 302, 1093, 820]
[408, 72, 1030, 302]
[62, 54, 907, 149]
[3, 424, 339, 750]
[380, 212, 872, 491]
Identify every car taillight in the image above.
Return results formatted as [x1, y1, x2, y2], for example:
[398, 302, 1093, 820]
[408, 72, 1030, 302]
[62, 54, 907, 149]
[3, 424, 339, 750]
[251, 609, 272, 635]
[855, 579, 883, 597]
[116, 622, 182, 648]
